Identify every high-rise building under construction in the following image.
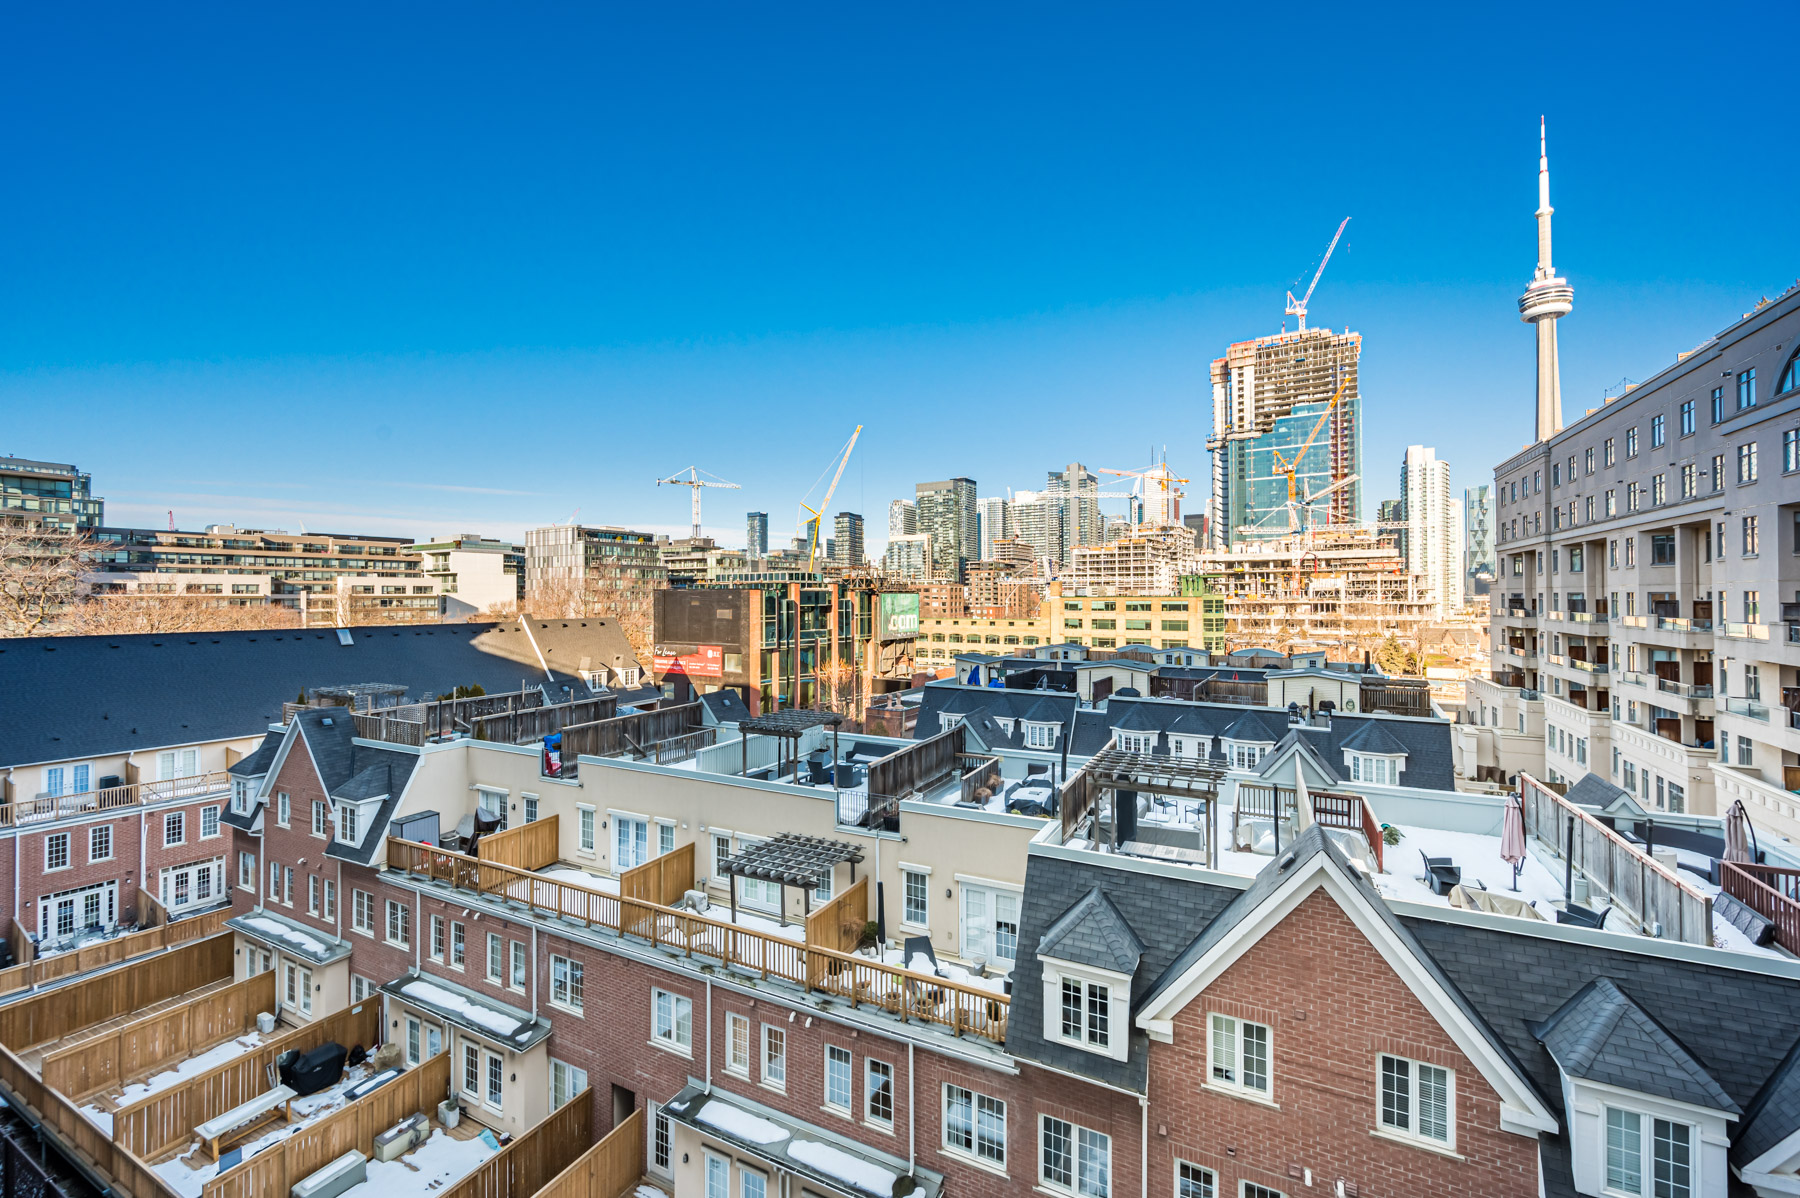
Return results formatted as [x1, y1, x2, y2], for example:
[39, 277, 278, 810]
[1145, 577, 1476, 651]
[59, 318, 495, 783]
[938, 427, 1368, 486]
[1206, 326, 1363, 547]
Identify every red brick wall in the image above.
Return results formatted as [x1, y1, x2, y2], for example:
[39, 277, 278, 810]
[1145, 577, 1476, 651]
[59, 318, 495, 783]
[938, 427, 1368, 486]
[1145, 888, 1540, 1198]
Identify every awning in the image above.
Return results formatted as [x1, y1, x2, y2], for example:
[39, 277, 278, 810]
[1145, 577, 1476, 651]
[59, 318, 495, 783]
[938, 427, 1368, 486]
[664, 1085, 940, 1198]
[379, 970, 552, 1052]
[227, 908, 353, 966]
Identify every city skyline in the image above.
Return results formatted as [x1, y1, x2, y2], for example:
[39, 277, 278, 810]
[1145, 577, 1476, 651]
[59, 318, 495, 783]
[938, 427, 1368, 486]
[4, 7, 1798, 553]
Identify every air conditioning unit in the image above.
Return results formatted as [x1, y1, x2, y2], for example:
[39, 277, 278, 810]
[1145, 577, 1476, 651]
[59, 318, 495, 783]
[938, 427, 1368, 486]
[681, 889, 710, 913]
[291, 1150, 366, 1198]
[372, 1113, 430, 1163]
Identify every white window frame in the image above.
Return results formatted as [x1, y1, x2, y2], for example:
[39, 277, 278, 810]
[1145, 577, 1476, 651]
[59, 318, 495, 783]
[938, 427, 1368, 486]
[385, 899, 410, 948]
[551, 954, 583, 1012]
[1602, 1106, 1695, 1198]
[1347, 752, 1403, 786]
[1207, 1013, 1273, 1100]
[282, 962, 313, 1015]
[1175, 1161, 1215, 1198]
[1042, 960, 1130, 1062]
[824, 1044, 853, 1112]
[725, 1012, 751, 1077]
[1038, 1114, 1110, 1198]
[577, 804, 596, 854]
[900, 865, 930, 929]
[761, 1023, 786, 1090]
[89, 823, 113, 863]
[510, 939, 525, 991]
[487, 932, 503, 983]
[429, 914, 445, 962]
[1376, 1053, 1455, 1150]
[958, 878, 1022, 966]
[164, 811, 185, 847]
[1023, 721, 1057, 749]
[200, 805, 220, 838]
[651, 988, 692, 1054]
[276, 791, 290, 827]
[1223, 741, 1271, 771]
[865, 1057, 895, 1127]
[352, 888, 374, 935]
[612, 810, 650, 871]
[335, 801, 361, 846]
[312, 800, 330, 837]
[649, 1101, 673, 1175]
[238, 850, 256, 890]
[942, 1083, 1006, 1169]
[551, 1058, 589, 1111]
[44, 832, 70, 872]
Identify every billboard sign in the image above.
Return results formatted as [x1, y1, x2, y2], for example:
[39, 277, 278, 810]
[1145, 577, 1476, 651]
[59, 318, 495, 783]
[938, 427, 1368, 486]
[877, 593, 920, 640]
[653, 644, 724, 678]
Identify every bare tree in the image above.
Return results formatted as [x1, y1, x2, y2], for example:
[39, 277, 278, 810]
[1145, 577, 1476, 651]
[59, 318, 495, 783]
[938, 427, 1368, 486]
[55, 594, 304, 636]
[0, 519, 98, 637]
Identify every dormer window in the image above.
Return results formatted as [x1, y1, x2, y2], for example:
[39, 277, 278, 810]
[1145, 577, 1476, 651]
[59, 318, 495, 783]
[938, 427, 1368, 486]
[1116, 732, 1154, 753]
[1604, 1109, 1691, 1198]
[1039, 961, 1130, 1062]
[1059, 977, 1110, 1049]
[336, 802, 360, 845]
[1348, 753, 1402, 785]
[1023, 722, 1057, 749]
[1223, 741, 1270, 770]
[939, 713, 965, 732]
[232, 779, 254, 814]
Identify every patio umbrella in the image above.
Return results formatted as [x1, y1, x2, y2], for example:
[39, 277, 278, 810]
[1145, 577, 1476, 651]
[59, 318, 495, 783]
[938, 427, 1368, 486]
[1500, 792, 1527, 891]
[1724, 799, 1756, 864]
[1293, 759, 1316, 833]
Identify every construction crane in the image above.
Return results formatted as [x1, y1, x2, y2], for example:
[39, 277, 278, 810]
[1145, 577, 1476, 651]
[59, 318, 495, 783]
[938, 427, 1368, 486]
[1285, 217, 1350, 332]
[1098, 460, 1189, 529]
[656, 467, 741, 540]
[1268, 373, 1350, 531]
[797, 425, 862, 571]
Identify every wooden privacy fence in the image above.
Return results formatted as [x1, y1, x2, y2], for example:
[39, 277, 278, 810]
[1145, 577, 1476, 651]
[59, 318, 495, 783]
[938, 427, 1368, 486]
[437, 1088, 595, 1198]
[0, 934, 233, 1051]
[559, 702, 704, 760]
[480, 815, 561, 871]
[619, 842, 696, 939]
[0, 771, 232, 828]
[959, 755, 1002, 805]
[805, 875, 869, 953]
[202, 1051, 452, 1198]
[533, 1106, 643, 1198]
[1521, 773, 1713, 943]
[868, 725, 961, 804]
[472, 697, 618, 745]
[115, 998, 383, 1161]
[1061, 759, 1100, 842]
[1721, 862, 1800, 954]
[352, 711, 427, 745]
[43, 969, 275, 1101]
[390, 839, 1009, 1043]
[0, 1040, 181, 1198]
[0, 907, 232, 999]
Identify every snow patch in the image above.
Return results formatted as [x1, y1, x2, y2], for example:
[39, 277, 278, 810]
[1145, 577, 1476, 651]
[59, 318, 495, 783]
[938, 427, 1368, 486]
[240, 915, 333, 957]
[788, 1137, 898, 1197]
[340, 1127, 500, 1198]
[397, 978, 531, 1042]
[697, 1101, 791, 1145]
[112, 1034, 265, 1106]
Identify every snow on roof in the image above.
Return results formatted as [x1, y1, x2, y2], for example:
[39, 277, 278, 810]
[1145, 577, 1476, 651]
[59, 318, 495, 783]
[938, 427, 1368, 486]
[396, 978, 537, 1045]
[788, 1138, 900, 1198]
[697, 1101, 791, 1145]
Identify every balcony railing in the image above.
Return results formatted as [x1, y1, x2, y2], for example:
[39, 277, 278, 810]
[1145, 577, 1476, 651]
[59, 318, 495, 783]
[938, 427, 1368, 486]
[1720, 862, 1800, 955]
[1617, 671, 1647, 688]
[1544, 653, 1566, 667]
[1567, 611, 1608, 625]
[1616, 614, 1648, 629]
[0, 771, 232, 827]
[386, 839, 1010, 1043]
[1570, 658, 1609, 675]
[1726, 697, 1771, 722]
[1789, 623, 1800, 645]
[1656, 678, 1713, 699]
[1655, 616, 1712, 633]
[1724, 621, 1771, 641]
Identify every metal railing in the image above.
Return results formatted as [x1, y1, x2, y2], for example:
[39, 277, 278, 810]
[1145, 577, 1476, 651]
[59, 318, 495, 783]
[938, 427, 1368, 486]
[1570, 658, 1609, 675]
[1726, 697, 1771, 722]
[1616, 614, 1648, 629]
[1724, 621, 1771, 641]
[1655, 616, 1711, 632]
[1656, 678, 1713, 699]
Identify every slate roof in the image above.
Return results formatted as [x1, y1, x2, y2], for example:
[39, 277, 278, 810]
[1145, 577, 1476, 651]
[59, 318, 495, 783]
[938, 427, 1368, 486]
[911, 684, 1078, 752]
[0, 621, 610, 767]
[1532, 977, 1738, 1114]
[1037, 887, 1146, 976]
[1565, 773, 1645, 815]
[227, 733, 282, 778]
[1737, 1039, 1800, 1166]
[1338, 720, 1411, 757]
[698, 689, 751, 725]
[1066, 697, 1456, 790]
[1006, 850, 1242, 1090]
[277, 708, 419, 865]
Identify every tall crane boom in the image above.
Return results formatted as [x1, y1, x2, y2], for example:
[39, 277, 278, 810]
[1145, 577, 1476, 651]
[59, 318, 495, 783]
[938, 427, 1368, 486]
[800, 425, 863, 570]
[656, 466, 742, 540]
[1285, 217, 1350, 332]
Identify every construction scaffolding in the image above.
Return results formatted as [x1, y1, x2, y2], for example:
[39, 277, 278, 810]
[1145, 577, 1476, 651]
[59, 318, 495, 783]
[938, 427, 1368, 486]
[1066, 527, 1202, 595]
[1200, 526, 1433, 653]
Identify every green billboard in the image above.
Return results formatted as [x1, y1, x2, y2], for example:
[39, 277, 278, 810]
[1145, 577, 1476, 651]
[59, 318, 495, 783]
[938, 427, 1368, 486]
[877, 592, 920, 640]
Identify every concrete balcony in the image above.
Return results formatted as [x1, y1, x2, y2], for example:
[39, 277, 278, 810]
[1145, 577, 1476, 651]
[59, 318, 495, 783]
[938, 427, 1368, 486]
[1616, 670, 1648, 689]
[1723, 621, 1774, 643]
[1712, 763, 1800, 841]
[1634, 616, 1716, 651]
[1569, 657, 1610, 677]
[1725, 697, 1773, 723]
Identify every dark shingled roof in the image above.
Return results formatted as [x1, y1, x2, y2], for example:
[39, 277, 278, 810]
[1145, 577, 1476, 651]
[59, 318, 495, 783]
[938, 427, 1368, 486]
[274, 708, 418, 865]
[1736, 1039, 1800, 1167]
[0, 620, 619, 767]
[912, 684, 1078, 753]
[228, 733, 282, 778]
[1533, 977, 1738, 1114]
[697, 689, 751, 725]
[1338, 720, 1411, 757]
[1037, 887, 1146, 976]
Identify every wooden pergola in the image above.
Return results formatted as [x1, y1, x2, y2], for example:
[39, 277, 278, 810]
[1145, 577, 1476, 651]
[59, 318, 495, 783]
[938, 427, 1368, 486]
[738, 709, 844, 784]
[1085, 746, 1229, 867]
[721, 831, 864, 926]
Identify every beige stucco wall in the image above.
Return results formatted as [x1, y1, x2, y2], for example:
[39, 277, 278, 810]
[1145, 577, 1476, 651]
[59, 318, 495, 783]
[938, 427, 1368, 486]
[386, 995, 549, 1137]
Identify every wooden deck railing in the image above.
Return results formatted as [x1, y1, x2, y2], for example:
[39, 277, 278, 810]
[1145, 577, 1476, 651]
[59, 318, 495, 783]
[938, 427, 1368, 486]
[0, 771, 232, 828]
[532, 1106, 643, 1198]
[558, 702, 705, 760]
[388, 839, 1009, 1042]
[1232, 785, 1383, 871]
[1721, 862, 1800, 954]
[805, 876, 870, 953]
[0, 907, 231, 999]
[867, 725, 961, 803]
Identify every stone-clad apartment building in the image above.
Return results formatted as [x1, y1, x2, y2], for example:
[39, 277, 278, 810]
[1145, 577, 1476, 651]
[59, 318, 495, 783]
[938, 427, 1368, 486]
[1466, 284, 1800, 838]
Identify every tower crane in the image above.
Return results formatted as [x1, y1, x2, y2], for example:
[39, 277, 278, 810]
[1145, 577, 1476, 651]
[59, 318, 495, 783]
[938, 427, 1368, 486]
[797, 425, 862, 571]
[1268, 373, 1350, 530]
[1098, 460, 1189, 529]
[1285, 217, 1350, 332]
[656, 467, 741, 540]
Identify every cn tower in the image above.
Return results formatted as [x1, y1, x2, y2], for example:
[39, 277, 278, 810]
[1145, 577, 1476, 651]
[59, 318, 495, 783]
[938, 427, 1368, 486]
[1519, 118, 1574, 442]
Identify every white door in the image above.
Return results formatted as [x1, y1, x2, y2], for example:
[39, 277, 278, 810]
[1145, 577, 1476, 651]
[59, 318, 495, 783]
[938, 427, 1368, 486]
[478, 789, 508, 830]
[960, 885, 1020, 966]
[40, 882, 117, 939]
[615, 817, 648, 870]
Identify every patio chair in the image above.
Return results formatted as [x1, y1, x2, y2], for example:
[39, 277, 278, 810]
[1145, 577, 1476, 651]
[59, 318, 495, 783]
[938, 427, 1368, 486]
[1555, 903, 1611, 930]
[1419, 850, 1462, 896]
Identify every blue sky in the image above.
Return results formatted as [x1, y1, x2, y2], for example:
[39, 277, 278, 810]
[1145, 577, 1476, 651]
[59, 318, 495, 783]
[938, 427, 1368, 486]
[3, 4, 1796, 550]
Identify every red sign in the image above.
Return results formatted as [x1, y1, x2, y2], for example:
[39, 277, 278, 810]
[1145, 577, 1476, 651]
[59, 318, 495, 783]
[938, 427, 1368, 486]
[654, 644, 723, 678]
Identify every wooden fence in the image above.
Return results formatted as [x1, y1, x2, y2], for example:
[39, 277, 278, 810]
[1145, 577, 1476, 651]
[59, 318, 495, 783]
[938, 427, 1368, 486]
[5, 919, 32, 966]
[1232, 785, 1384, 872]
[352, 711, 427, 745]
[202, 1051, 452, 1198]
[114, 998, 384, 1161]
[959, 755, 1002, 806]
[559, 702, 704, 760]
[0, 1040, 182, 1198]
[480, 815, 561, 872]
[867, 725, 961, 804]
[532, 1106, 643, 1198]
[438, 1088, 596, 1198]
[0, 771, 233, 828]
[619, 843, 696, 940]
[1521, 773, 1713, 943]
[805, 875, 869, 953]
[0, 907, 232, 1000]
[0, 935, 233, 1052]
[471, 697, 618, 745]
[42, 969, 276, 1101]
[389, 839, 1008, 1042]
[1721, 862, 1800, 954]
